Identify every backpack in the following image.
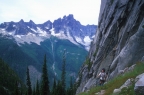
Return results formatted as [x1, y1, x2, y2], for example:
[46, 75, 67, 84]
[100, 72, 106, 80]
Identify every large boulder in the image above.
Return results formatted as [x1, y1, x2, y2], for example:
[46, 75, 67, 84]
[134, 73, 144, 95]
[113, 78, 133, 94]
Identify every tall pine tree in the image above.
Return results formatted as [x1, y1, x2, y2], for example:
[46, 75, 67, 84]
[35, 80, 40, 95]
[61, 51, 66, 95]
[51, 78, 57, 95]
[32, 86, 36, 95]
[56, 80, 63, 95]
[13, 81, 19, 95]
[26, 67, 32, 95]
[69, 77, 74, 95]
[41, 54, 50, 95]
[66, 77, 74, 95]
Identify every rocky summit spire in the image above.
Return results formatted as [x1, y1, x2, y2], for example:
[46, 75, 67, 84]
[19, 19, 25, 23]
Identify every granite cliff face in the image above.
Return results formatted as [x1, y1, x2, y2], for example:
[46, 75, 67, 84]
[76, 0, 144, 94]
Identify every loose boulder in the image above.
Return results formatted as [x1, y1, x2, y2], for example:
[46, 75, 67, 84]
[134, 73, 144, 95]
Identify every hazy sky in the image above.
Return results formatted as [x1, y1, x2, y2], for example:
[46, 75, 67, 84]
[0, 0, 101, 25]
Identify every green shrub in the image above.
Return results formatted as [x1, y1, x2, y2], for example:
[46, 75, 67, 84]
[93, 47, 98, 57]
[84, 58, 92, 71]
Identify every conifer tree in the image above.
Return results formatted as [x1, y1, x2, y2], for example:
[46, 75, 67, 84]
[61, 51, 66, 95]
[56, 80, 63, 95]
[51, 78, 57, 95]
[66, 77, 73, 95]
[26, 67, 32, 95]
[32, 86, 36, 95]
[35, 80, 40, 95]
[14, 81, 19, 95]
[70, 77, 73, 95]
[25, 92, 28, 95]
[41, 54, 50, 95]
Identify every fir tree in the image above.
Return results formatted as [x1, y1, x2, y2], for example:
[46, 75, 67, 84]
[35, 80, 40, 95]
[25, 92, 28, 95]
[66, 77, 73, 95]
[32, 86, 36, 95]
[61, 51, 66, 95]
[56, 80, 63, 95]
[13, 81, 19, 95]
[70, 77, 73, 95]
[26, 67, 32, 95]
[51, 78, 57, 95]
[41, 54, 50, 95]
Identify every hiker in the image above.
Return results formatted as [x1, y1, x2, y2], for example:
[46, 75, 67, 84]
[97, 68, 107, 85]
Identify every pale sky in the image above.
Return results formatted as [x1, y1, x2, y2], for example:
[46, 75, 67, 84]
[0, 0, 101, 25]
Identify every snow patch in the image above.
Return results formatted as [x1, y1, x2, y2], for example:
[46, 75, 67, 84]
[50, 28, 68, 39]
[84, 36, 91, 43]
[50, 28, 79, 46]
[30, 28, 37, 33]
[75, 36, 83, 44]
[0, 29, 15, 36]
[65, 28, 79, 45]
[15, 34, 44, 45]
[84, 36, 92, 46]
[37, 27, 48, 36]
[45, 27, 49, 29]
[0, 26, 93, 51]
[15, 35, 22, 38]
[8, 31, 15, 35]
[92, 35, 95, 38]
[51, 28, 61, 37]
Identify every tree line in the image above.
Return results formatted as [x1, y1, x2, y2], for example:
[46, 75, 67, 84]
[24, 52, 77, 95]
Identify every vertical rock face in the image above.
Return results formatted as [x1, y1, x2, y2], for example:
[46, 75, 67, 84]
[76, 0, 144, 94]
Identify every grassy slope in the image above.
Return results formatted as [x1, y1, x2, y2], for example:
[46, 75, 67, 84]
[78, 62, 144, 95]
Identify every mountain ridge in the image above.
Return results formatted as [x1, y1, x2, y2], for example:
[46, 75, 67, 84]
[0, 14, 97, 50]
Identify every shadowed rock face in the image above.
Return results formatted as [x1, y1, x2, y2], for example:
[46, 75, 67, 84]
[76, 0, 144, 94]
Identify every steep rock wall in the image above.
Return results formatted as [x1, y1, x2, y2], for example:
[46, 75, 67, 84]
[76, 0, 144, 94]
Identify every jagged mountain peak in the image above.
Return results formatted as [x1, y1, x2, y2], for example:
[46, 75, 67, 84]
[19, 19, 25, 23]
[29, 20, 34, 23]
[41, 20, 52, 29]
[43, 20, 52, 24]
[0, 14, 97, 50]
[62, 14, 80, 24]
[64, 14, 74, 19]
[53, 14, 81, 27]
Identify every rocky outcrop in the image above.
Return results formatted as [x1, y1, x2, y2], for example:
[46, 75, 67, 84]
[113, 78, 134, 94]
[76, 0, 144, 94]
[134, 73, 144, 95]
[112, 73, 144, 95]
